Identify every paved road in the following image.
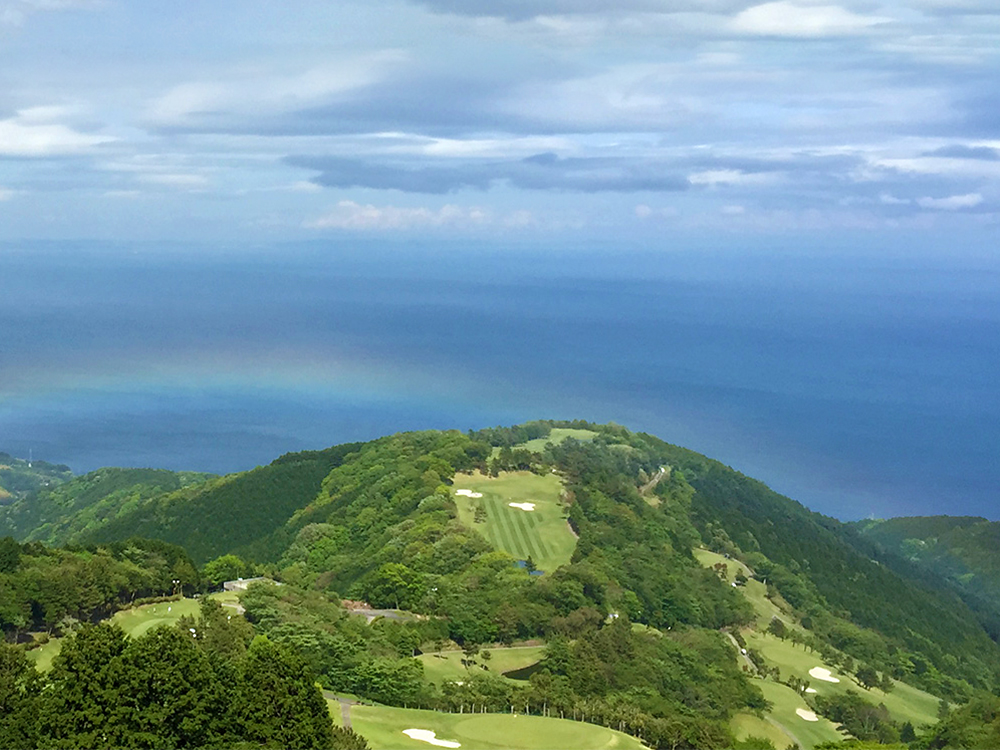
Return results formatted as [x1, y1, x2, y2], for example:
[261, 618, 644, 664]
[322, 690, 357, 729]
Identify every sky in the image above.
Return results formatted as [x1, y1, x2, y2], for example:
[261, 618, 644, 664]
[0, 0, 998, 243]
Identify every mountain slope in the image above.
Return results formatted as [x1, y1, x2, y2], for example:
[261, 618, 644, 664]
[79, 443, 364, 564]
[0, 452, 73, 504]
[0, 467, 212, 545]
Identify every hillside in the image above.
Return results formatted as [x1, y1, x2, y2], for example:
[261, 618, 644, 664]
[853, 516, 1000, 625]
[9, 420, 1000, 749]
[0, 452, 73, 504]
[0, 467, 213, 545]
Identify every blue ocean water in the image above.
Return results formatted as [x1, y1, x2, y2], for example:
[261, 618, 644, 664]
[1, 241, 998, 521]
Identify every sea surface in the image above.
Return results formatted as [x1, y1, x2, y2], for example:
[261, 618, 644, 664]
[1, 240, 998, 521]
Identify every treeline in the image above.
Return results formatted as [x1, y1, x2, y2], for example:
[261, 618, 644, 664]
[0, 536, 197, 639]
[0, 598, 367, 750]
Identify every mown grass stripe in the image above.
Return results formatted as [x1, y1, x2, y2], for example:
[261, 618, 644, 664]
[488, 496, 518, 554]
[496, 504, 526, 559]
[510, 507, 540, 560]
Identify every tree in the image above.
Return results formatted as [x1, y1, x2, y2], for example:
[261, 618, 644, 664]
[855, 664, 879, 690]
[0, 642, 41, 748]
[236, 636, 336, 750]
[362, 563, 424, 611]
[202, 554, 249, 588]
[0, 536, 20, 574]
[767, 617, 788, 640]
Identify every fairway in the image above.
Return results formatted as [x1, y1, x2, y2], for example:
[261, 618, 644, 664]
[453, 471, 576, 573]
[418, 646, 546, 684]
[516, 428, 597, 453]
[755, 679, 845, 750]
[348, 704, 647, 750]
[27, 596, 205, 672]
[694, 548, 796, 629]
[731, 711, 796, 750]
[744, 631, 939, 728]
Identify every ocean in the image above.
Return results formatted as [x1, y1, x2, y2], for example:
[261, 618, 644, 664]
[1, 240, 998, 521]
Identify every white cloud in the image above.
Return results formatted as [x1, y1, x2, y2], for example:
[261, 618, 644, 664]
[688, 169, 777, 186]
[731, 2, 889, 37]
[0, 187, 14, 200]
[0, 113, 112, 156]
[917, 193, 983, 210]
[0, 0, 103, 26]
[879, 192, 910, 205]
[146, 52, 406, 127]
[138, 173, 209, 188]
[304, 201, 492, 230]
[721, 204, 746, 214]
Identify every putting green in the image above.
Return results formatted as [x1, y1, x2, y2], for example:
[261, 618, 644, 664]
[453, 471, 576, 573]
[418, 646, 546, 684]
[349, 704, 647, 750]
[26, 596, 205, 672]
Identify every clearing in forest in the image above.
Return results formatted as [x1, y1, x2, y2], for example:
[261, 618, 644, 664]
[418, 645, 546, 685]
[453, 471, 575, 574]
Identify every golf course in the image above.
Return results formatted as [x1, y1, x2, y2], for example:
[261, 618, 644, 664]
[26, 595, 206, 672]
[453, 471, 576, 573]
[340, 704, 648, 750]
[418, 645, 546, 685]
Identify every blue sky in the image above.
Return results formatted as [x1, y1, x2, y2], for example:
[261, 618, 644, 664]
[0, 0, 998, 243]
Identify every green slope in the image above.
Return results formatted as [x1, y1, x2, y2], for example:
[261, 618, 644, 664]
[855, 515, 1000, 616]
[0, 467, 213, 545]
[0, 452, 73, 505]
[80, 443, 363, 564]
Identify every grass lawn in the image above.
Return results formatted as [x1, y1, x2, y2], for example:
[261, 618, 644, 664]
[731, 711, 796, 750]
[755, 679, 845, 750]
[27, 596, 207, 672]
[418, 646, 546, 684]
[516, 428, 597, 454]
[693, 549, 796, 629]
[453, 471, 576, 573]
[348, 705, 647, 750]
[744, 631, 939, 729]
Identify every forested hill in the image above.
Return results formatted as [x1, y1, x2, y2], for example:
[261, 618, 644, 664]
[852, 516, 1000, 628]
[8, 421, 1000, 748]
[0, 452, 72, 504]
[0, 467, 213, 546]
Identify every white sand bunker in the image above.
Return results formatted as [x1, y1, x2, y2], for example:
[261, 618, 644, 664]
[508, 502, 536, 511]
[455, 489, 483, 498]
[809, 667, 840, 683]
[805, 688, 818, 694]
[402, 729, 461, 748]
[796, 708, 819, 722]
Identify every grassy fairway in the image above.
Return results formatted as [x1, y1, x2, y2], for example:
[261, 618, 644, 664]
[516, 428, 597, 453]
[453, 471, 576, 573]
[755, 679, 845, 750]
[349, 705, 647, 750]
[744, 631, 939, 728]
[693, 548, 796, 629]
[418, 646, 546, 684]
[27, 596, 205, 672]
[731, 712, 796, 750]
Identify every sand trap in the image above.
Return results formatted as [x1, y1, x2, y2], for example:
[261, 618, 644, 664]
[796, 708, 818, 722]
[402, 729, 461, 748]
[809, 667, 840, 683]
[508, 502, 535, 511]
[455, 489, 483, 498]
[805, 688, 817, 693]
